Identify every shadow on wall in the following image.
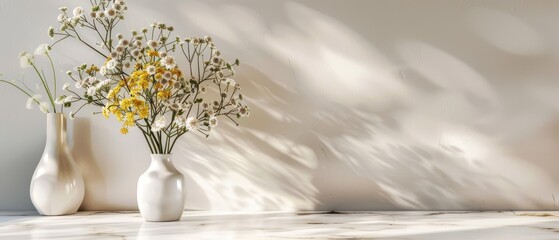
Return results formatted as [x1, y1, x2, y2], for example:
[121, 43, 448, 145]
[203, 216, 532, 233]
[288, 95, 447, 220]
[112, 0, 559, 210]
[71, 118, 106, 210]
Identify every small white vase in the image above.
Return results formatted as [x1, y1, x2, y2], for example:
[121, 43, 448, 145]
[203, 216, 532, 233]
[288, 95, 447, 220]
[137, 154, 185, 222]
[30, 113, 84, 215]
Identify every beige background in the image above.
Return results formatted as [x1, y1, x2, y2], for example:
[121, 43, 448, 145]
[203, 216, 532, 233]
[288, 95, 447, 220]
[1, 0, 559, 211]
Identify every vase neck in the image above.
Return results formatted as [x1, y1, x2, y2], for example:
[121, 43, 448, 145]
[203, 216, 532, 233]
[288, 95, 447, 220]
[149, 154, 176, 170]
[46, 113, 66, 146]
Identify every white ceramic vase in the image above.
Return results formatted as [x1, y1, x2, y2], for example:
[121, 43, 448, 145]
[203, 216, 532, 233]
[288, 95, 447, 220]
[137, 154, 185, 222]
[30, 113, 84, 215]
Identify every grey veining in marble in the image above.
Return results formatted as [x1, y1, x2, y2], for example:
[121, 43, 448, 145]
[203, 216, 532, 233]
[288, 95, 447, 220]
[1, 211, 559, 239]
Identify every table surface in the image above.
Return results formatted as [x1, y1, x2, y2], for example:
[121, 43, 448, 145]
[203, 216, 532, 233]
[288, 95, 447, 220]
[1, 211, 559, 239]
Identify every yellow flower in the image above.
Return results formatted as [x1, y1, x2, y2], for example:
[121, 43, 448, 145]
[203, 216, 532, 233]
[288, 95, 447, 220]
[147, 50, 159, 57]
[108, 85, 122, 101]
[102, 106, 110, 119]
[124, 112, 135, 127]
[157, 89, 171, 100]
[120, 127, 129, 134]
[86, 65, 99, 75]
[138, 106, 149, 119]
[114, 110, 124, 122]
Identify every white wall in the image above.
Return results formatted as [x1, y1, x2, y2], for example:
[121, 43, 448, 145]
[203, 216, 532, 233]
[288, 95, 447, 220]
[1, 0, 559, 211]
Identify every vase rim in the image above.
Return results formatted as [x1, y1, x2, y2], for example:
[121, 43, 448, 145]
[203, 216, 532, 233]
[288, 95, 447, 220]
[151, 154, 173, 157]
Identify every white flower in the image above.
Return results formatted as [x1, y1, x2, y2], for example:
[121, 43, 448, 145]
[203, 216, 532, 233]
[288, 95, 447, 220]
[95, 79, 111, 89]
[131, 49, 141, 58]
[34, 44, 51, 56]
[69, 111, 75, 120]
[54, 95, 68, 105]
[105, 8, 116, 17]
[146, 65, 156, 75]
[163, 71, 172, 80]
[57, 13, 67, 22]
[151, 116, 167, 132]
[221, 78, 236, 86]
[174, 116, 186, 128]
[75, 80, 83, 89]
[119, 39, 129, 46]
[26, 94, 42, 110]
[105, 59, 117, 70]
[168, 102, 181, 111]
[62, 83, 70, 91]
[160, 56, 176, 69]
[39, 102, 49, 113]
[64, 96, 77, 103]
[185, 117, 198, 131]
[209, 115, 218, 127]
[96, 11, 106, 19]
[73, 7, 84, 18]
[19, 52, 34, 68]
[48, 26, 55, 39]
[147, 40, 158, 49]
[86, 87, 97, 96]
[99, 66, 108, 76]
[239, 106, 249, 117]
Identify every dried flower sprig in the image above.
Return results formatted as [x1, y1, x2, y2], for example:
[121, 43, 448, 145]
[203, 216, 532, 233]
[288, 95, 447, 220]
[49, 0, 249, 154]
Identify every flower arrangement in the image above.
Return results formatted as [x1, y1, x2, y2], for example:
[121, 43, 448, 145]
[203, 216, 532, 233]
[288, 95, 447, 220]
[49, 0, 249, 154]
[0, 45, 76, 113]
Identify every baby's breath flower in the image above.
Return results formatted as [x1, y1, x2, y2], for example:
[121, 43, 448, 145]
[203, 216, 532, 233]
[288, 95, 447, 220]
[99, 66, 107, 76]
[26, 94, 42, 110]
[239, 106, 249, 117]
[174, 116, 186, 128]
[160, 56, 176, 69]
[39, 102, 50, 113]
[75, 80, 83, 89]
[119, 39, 129, 46]
[106, 59, 117, 70]
[162, 71, 172, 80]
[69, 111, 75, 120]
[222, 78, 236, 86]
[19, 52, 34, 68]
[48, 26, 55, 39]
[147, 40, 158, 49]
[55, 95, 67, 105]
[185, 117, 199, 131]
[62, 83, 70, 91]
[34, 44, 51, 56]
[131, 49, 140, 58]
[151, 116, 167, 132]
[146, 65, 156, 75]
[105, 8, 116, 17]
[96, 11, 105, 19]
[57, 13, 67, 22]
[73, 7, 84, 18]
[87, 86, 97, 96]
[209, 115, 218, 127]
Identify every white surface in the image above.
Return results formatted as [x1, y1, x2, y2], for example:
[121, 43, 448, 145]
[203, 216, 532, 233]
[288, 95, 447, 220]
[30, 113, 84, 215]
[1, 0, 559, 211]
[137, 155, 185, 222]
[2, 211, 559, 239]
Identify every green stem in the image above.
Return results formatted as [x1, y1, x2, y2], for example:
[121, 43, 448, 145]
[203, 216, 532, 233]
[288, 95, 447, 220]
[30, 63, 56, 112]
[46, 54, 57, 99]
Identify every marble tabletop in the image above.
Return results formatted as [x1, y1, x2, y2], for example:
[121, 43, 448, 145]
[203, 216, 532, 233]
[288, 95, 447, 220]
[1, 211, 559, 239]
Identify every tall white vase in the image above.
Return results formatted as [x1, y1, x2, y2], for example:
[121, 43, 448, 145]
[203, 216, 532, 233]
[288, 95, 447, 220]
[30, 113, 84, 215]
[137, 154, 185, 222]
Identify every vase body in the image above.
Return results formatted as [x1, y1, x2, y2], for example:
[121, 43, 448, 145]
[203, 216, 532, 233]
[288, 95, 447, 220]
[138, 154, 185, 222]
[30, 113, 84, 215]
